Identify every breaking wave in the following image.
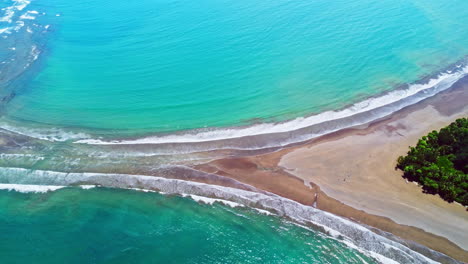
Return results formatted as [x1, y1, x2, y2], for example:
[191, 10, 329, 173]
[0, 183, 64, 193]
[76, 63, 467, 147]
[1, 61, 466, 153]
[0, 167, 459, 264]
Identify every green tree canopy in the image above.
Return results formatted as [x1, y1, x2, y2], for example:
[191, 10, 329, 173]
[397, 118, 468, 206]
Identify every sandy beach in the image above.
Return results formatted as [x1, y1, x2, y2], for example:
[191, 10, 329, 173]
[279, 105, 468, 248]
[193, 76, 468, 262]
[1, 64, 467, 263]
[2, 1, 468, 262]
[0, 77, 466, 263]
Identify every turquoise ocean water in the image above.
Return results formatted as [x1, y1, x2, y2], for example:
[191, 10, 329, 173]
[1, 0, 468, 137]
[1, 0, 468, 262]
[0, 187, 376, 264]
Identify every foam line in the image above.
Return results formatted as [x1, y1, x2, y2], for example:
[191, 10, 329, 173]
[75, 65, 468, 146]
[0, 167, 453, 263]
[0, 183, 64, 193]
[0, 64, 466, 153]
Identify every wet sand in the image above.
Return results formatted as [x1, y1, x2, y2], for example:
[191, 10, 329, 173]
[2, 75, 466, 262]
[193, 76, 468, 262]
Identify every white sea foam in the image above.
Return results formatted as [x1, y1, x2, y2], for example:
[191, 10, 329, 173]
[0, 183, 64, 193]
[0, 167, 450, 263]
[128, 187, 158, 193]
[19, 10, 37, 20]
[79, 185, 96, 189]
[1, 64, 466, 150]
[30, 44, 39, 60]
[19, 13, 35, 20]
[0, 9, 14, 23]
[368, 251, 401, 264]
[0, 0, 31, 23]
[76, 65, 468, 146]
[13, 20, 24, 31]
[0, 27, 12, 34]
[0, 153, 45, 162]
[0, 120, 91, 142]
[14, 0, 30, 11]
[337, 239, 402, 264]
[254, 208, 275, 215]
[184, 194, 244, 208]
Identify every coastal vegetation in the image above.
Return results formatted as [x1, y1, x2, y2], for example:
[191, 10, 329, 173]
[397, 118, 468, 206]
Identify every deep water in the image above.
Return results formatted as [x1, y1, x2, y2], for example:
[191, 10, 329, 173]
[0, 187, 376, 264]
[1, 0, 468, 262]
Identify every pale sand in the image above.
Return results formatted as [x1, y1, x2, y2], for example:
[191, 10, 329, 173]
[192, 78, 468, 261]
[280, 102, 468, 250]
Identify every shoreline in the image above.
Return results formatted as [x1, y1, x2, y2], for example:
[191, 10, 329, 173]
[0, 62, 467, 262]
[1, 58, 466, 150]
[1, 1, 467, 261]
[192, 75, 468, 262]
[77, 61, 468, 147]
[0, 168, 451, 263]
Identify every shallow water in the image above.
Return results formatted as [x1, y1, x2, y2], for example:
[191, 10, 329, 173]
[1, 0, 468, 137]
[0, 0, 467, 262]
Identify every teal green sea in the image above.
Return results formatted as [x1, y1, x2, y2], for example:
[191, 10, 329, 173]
[0, 187, 376, 264]
[1, 0, 468, 262]
[1, 0, 468, 136]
